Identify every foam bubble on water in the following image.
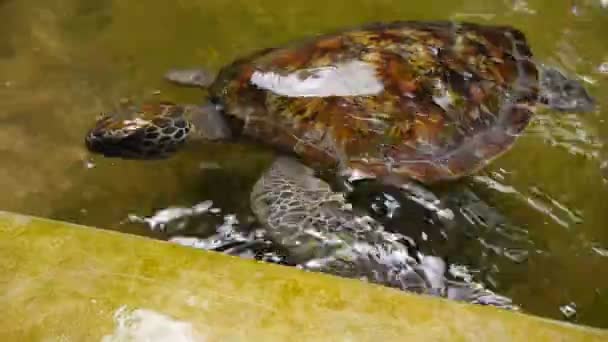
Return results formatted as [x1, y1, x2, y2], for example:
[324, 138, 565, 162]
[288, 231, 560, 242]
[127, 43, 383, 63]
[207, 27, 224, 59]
[101, 306, 205, 342]
[592, 246, 608, 257]
[379, 193, 400, 219]
[169, 213, 254, 253]
[560, 302, 577, 320]
[127, 200, 214, 231]
[448, 264, 475, 283]
[511, 0, 537, 14]
[217, 214, 239, 234]
[169, 236, 228, 250]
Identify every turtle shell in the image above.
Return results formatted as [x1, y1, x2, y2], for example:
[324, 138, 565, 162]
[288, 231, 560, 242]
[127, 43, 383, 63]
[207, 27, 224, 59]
[209, 21, 540, 184]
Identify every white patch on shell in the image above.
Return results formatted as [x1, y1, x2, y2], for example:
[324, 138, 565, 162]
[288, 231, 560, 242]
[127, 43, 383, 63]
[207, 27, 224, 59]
[250, 60, 384, 97]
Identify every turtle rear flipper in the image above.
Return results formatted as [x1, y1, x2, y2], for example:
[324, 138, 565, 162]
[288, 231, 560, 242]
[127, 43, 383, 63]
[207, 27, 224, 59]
[164, 68, 216, 88]
[539, 66, 595, 113]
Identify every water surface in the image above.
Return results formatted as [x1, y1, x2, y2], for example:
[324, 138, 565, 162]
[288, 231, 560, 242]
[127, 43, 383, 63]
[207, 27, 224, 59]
[1, 0, 607, 328]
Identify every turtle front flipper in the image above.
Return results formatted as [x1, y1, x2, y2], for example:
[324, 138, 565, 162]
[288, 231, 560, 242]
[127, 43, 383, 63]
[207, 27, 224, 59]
[164, 68, 216, 88]
[539, 66, 595, 113]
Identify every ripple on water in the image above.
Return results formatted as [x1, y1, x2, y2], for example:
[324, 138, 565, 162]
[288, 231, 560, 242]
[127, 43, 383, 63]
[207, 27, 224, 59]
[591, 246, 608, 257]
[130, 194, 515, 310]
[528, 113, 602, 161]
[473, 174, 583, 229]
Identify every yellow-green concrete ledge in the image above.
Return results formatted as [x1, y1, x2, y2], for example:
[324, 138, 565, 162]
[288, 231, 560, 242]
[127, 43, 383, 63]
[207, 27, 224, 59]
[0, 211, 606, 341]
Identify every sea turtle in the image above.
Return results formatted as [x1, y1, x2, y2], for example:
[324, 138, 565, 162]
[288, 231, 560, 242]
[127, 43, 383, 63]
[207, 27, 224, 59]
[84, 21, 594, 303]
[86, 21, 593, 183]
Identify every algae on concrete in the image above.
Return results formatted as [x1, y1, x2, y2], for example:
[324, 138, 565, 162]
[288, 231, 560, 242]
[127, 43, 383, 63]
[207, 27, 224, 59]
[0, 211, 606, 341]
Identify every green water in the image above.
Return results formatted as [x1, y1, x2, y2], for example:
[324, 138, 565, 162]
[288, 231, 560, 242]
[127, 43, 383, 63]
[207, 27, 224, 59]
[0, 0, 607, 328]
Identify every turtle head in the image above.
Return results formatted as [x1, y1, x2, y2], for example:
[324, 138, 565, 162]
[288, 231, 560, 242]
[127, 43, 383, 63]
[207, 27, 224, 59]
[85, 102, 194, 159]
[86, 101, 232, 159]
[539, 67, 595, 113]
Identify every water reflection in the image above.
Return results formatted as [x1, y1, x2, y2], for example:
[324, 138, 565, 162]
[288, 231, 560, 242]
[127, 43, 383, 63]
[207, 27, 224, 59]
[474, 174, 584, 229]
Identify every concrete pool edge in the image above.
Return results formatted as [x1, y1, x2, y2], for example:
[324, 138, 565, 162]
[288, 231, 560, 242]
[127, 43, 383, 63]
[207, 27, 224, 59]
[0, 210, 606, 341]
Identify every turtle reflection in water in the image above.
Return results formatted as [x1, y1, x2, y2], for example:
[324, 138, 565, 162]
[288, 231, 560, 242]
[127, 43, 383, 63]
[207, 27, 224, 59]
[85, 21, 594, 307]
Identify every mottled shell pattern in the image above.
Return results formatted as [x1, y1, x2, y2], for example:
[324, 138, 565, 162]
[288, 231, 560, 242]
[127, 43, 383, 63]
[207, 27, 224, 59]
[210, 21, 539, 184]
